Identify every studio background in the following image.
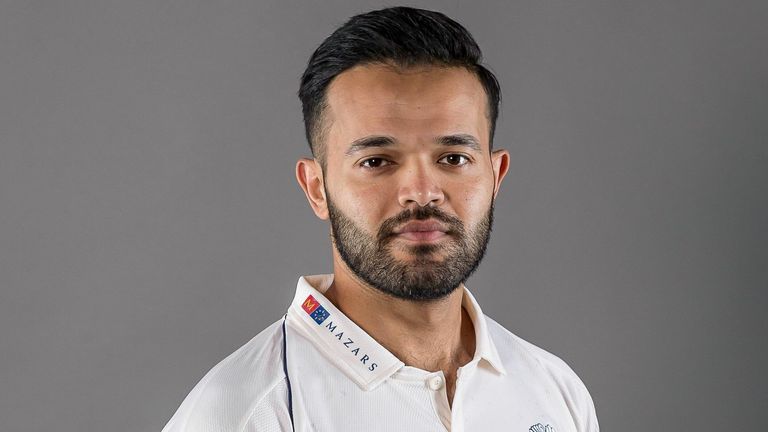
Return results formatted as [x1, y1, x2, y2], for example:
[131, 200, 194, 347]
[1, 1, 766, 431]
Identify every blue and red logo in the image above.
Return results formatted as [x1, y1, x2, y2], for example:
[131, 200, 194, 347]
[301, 295, 330, 324]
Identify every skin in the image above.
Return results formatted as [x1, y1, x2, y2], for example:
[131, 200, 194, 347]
[296, 63, 510, 407]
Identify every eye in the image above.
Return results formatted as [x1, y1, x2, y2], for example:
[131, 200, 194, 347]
[359, 157, 391, 169]
[438, 154, 470, 166]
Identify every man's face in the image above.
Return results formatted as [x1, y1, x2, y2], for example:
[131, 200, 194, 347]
[300, 64, 509, 301]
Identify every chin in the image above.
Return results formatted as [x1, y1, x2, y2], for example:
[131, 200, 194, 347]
[392, 252, 448, 266]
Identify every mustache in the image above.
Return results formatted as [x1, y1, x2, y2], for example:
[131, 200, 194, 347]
[377, 206, 465, 243]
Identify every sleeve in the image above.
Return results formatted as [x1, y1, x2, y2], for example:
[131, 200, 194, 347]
[161, 367, 224, 432]
[530, 345, 600, 432]
[569, 376, 599, 432]
[554, 361, 599, 432]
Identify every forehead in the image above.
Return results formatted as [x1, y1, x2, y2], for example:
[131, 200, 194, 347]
[324, 64, 489, 152]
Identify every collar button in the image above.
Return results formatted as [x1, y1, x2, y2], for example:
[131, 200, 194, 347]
[427, 376, 444, 391]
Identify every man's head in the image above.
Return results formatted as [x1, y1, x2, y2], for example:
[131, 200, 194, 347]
[296, 7, 510, 301]
[299, 6, 501, 166]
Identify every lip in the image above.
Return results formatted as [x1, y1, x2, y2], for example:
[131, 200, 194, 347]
[392, 220, 449, 243]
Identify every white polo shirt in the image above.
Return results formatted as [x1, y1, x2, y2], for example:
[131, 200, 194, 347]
[162, 275, 599, 432]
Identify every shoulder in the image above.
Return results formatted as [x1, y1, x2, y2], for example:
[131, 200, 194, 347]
[485, 315, 600, 431]
[161, 319, 290, 432]
[485, 315, 580, 379]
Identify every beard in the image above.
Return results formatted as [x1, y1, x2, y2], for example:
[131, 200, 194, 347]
[326, 193, 494, 301]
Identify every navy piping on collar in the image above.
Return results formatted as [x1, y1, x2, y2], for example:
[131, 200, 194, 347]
[281, 315, 295, 432]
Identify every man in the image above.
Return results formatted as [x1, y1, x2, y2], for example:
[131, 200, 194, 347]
[163, 6, 599, 432]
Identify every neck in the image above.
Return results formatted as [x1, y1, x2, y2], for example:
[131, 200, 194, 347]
[324, 258, 476, 405]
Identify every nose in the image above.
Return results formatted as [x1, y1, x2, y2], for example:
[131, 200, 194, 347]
[397, 164, 445, 208]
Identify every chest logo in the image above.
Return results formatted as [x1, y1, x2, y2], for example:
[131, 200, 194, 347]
[529, 424, 555, 432]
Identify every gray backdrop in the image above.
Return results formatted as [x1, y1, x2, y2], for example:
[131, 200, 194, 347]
[1, 1, 766, 431]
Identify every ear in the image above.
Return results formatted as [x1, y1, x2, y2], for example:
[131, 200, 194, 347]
[490, 149, 510, 199]
[296, 158, 329, 220]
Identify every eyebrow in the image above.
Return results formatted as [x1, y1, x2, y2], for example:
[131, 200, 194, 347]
[345, 134, 482, 156]
[345, 135, 396, 156]
[437, 134, 482, 152]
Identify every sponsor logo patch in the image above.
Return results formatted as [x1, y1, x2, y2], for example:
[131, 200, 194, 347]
[302, 295, 329, 324]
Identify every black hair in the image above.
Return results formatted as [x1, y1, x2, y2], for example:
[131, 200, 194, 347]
[298, 6, 501, 163]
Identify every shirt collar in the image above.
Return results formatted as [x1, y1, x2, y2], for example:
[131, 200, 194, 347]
[287, 274, 506, 391]
[461, 285, 507, 376]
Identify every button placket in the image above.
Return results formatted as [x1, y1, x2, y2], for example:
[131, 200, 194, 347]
[424, 372, 451, 430]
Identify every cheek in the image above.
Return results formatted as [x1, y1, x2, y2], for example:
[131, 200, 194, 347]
[340, 181, 393, 228]
[448, 174, 494, 220]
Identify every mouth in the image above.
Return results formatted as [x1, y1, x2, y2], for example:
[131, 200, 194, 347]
[391, 220, 450, 243]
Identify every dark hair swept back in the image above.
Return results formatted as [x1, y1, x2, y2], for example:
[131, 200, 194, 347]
[298, 6, 501, 162]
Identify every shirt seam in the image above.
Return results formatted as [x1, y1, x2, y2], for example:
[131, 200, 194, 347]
[239, 375, 288, 432]
[168, 362, 223, 430]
